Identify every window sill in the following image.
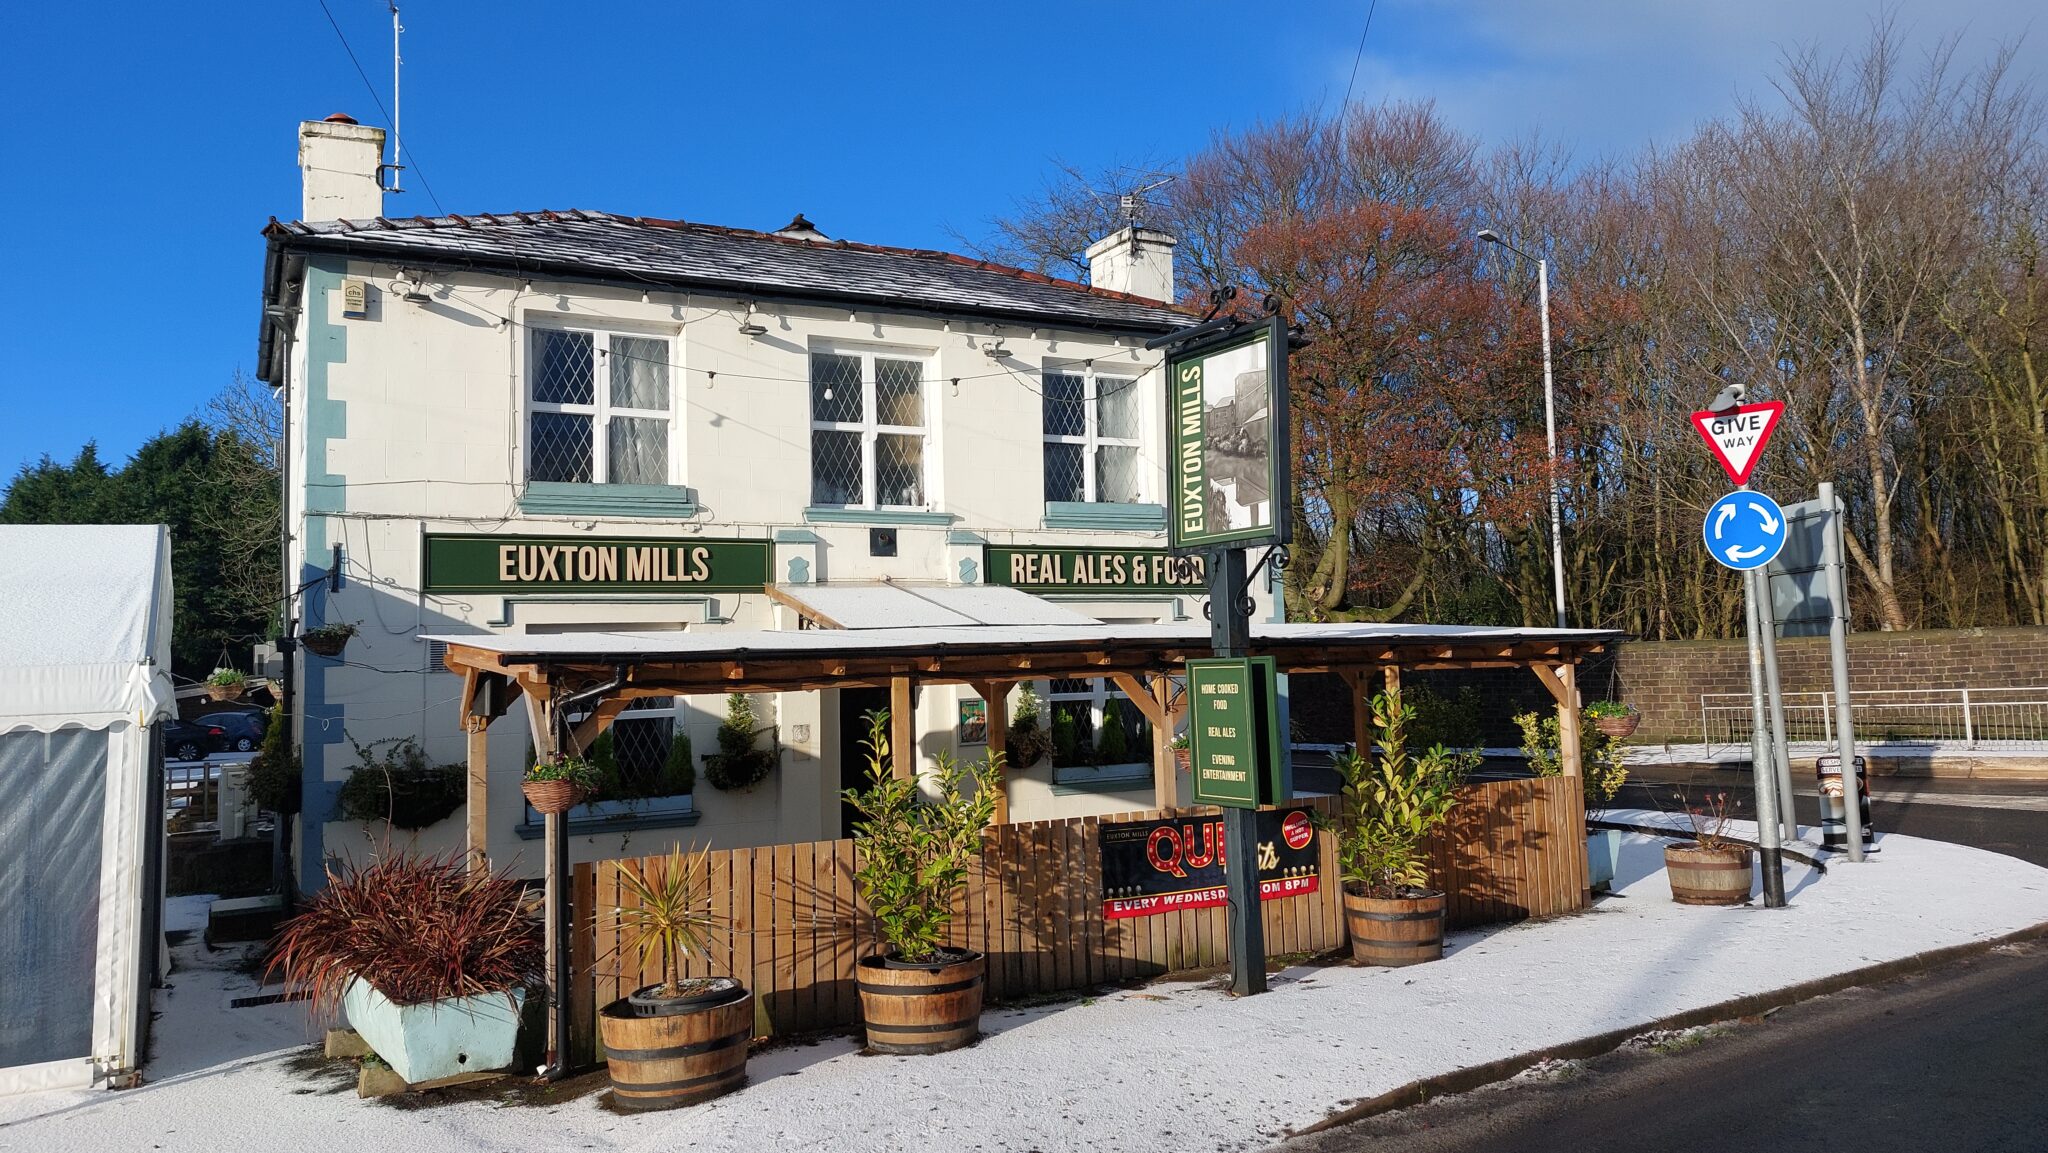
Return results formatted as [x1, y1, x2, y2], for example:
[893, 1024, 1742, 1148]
[1043, 502, 1167, 532]
[515, 795, 699, 838]
[519, 482, 698, 517]
[803, 506, 955, 526]
[1050, 764, 1155, 795]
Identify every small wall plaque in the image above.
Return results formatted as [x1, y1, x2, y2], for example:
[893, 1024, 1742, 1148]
[341, 278, 368, 319]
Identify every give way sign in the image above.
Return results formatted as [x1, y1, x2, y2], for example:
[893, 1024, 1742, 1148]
[1690, 400, 1784, 486]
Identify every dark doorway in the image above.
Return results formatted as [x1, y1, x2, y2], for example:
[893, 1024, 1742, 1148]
[838, 687, 891, 838]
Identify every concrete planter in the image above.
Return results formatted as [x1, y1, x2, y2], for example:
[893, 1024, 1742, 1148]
[1586, 828, 1623, 892]
[342, 978, 526, 1085]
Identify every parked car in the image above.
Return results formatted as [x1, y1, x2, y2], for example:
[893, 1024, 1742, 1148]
[209, 709, 268, 753]
[161, 718, 227, 763]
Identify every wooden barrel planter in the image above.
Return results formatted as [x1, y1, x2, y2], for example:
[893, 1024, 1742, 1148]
[599, 980, 752, 1111]
[1664, 844, 1754, 905]
[1342, 888, 1447, 967]
[857, 950, 985, 1055]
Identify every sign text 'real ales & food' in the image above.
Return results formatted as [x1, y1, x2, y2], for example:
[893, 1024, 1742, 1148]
[984, 546, 1205, 593]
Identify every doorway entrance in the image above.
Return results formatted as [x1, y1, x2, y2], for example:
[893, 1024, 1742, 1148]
[837, 687, 891, 838]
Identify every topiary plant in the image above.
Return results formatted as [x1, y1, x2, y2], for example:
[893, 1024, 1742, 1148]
[1005, 684, 1054, 767]
[247, 701, 300, 815]
[704, 693, 776, 791]
[660, 728, 696, 797]
[1097, 698, 1129, 764]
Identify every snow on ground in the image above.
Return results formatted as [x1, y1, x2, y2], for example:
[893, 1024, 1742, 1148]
[4, 830, 2045, 1153]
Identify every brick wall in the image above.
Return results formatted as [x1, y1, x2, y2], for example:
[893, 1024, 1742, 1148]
[1609, 626, 2048, 742]
[1290, 626, 2048, 748]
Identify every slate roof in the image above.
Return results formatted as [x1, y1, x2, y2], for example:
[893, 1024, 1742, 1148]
[261, 210, 1189, 336]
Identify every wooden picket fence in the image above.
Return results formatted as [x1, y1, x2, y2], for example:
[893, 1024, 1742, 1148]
[568, 776, 1586, 1055]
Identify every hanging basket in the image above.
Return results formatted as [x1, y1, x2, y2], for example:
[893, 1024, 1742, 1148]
[302, 632, 351, 658]
[522, 779, 587, 816]
[1594, 714, 1640, 740]
[206, 682, 246, 703]
[1172, 748, 1191, 774]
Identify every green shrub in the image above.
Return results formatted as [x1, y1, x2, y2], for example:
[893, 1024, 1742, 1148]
[1406, 684, 1484, 750]
[247, 701, 300, 814]
[1097, 698, 1129, 764]
[844, 709, 1000, 962]
[335, 737, 465, 829]
[1333, 689, 1476, 897]
[660, 728, 696, 796]
[1514, 709, 1629, 814]
[1006, 684, 1054, 767]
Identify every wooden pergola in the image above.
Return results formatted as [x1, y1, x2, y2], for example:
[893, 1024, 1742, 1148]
[434, 616, 1616, 1073]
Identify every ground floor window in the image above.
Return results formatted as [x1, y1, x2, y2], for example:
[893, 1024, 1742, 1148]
[527, 697, 697, 824]
[1046, 677, 1152, 788]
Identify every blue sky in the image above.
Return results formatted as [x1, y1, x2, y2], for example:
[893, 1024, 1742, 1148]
[0, 0, 2036, 479]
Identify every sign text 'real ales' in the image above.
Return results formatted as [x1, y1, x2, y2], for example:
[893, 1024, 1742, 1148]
[985, 546, 1204, 593]
[421, 534, 771, 595]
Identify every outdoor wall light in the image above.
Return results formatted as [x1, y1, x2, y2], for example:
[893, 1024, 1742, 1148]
[984, 340, 1013, 360]
[737, 302, 768, 338]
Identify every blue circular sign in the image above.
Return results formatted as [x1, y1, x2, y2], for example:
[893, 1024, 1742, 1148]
[1702, 491, 1788, 571]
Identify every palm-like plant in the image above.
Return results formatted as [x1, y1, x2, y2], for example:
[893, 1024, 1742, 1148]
[615, 844, 720, 998]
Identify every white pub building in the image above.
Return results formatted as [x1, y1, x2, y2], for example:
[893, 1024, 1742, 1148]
[257, 115, 1280, 889]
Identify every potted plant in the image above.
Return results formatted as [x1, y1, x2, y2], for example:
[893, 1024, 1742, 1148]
[337, 737, 466, 829]
[1665, 790, 1754, 905]
[1170, 733, 1191, 775]
[1587, 699, 1640, 740]
[300, 621, 358, 658]
[845, 708, 1000, 1054]
[1005, 684, 1054, 768]
[703, 693, 778, 791]
[1333, 689, 1474, 967]
[205, 666, 247, 702]
[267, 851, 539, 1086]
[599, 845, 751, 1110]
[1515, 709, 1632, 892]
[523, 754, 599, 815]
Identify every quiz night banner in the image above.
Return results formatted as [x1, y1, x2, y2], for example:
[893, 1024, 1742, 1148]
[1099, 808, 1320, 919]
[985, 545, 1206, 594]
[421, 533, 771, 595]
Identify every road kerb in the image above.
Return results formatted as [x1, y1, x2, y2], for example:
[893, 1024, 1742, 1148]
[1287, 918, 2048, 1141]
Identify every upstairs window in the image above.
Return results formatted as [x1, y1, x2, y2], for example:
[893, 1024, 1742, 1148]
[1043, 366, 1141, 503]
[528, 328, 674, 486]
[810, 349, 929, 509]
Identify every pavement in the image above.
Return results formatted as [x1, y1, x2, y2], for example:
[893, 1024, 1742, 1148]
[2, 821, 2045, 1153]
[1280, 937, 2048, 1153]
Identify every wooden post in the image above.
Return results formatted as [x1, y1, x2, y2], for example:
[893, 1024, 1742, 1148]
[981, 683, 1011, 824]
[1339, 669, 1370, 756]
[1151, 675, 1177, 809]
[465, 719, 489, 873]
[1382, 665, 1402, 698]
[890, 676, 915, 782]
[1558, 663, 1583, 779]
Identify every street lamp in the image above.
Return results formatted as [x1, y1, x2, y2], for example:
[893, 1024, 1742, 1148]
[1478, 228, 1568, 630]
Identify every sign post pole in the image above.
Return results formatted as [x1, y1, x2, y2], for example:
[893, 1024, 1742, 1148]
[1743, 566, 1789, 908]
[1821, 482, 1867, 861]
[1207, 548, 1266, 996]
[1755, 590, 1801, 843]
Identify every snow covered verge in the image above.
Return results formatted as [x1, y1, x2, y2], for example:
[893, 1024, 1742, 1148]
[4, 831, 2044, 1153]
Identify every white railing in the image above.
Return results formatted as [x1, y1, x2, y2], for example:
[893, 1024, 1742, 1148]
[1699, 687, 2048, 756]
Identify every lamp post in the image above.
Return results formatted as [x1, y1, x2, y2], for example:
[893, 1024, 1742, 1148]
[1478, 228, 1567, 630]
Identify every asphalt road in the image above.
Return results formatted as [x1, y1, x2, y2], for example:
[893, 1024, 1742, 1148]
[1273, 771, 2048, 1153]
[1277, 939, 2048, 1153]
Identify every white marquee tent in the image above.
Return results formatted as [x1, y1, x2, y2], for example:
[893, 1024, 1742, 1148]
[0, 524, 175, 1094]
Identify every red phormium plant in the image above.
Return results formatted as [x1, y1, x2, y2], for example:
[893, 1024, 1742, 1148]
[266, 851, 542, 1014]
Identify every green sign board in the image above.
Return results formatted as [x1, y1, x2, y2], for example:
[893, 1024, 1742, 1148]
[1166, 316, 1292, 551]
[985, 546, 1206, 594]
[1186, 657, 1285, 809]
[421, 534, 771, 595]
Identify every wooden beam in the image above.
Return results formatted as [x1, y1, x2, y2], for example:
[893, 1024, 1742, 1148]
[979, 684, 1010, 824]
[1109, 672, 1168, 730]
[1152, 674, 1179, 809]
[890, 677, 915, 782]
[464, 673, 490, 874]
[1558, 664, 1584, 779]
[1383, 665, 1402, 697]
[569, 696, 632, 753]
[763, 584, 844, 629]
[1528, 662, 1572, 707]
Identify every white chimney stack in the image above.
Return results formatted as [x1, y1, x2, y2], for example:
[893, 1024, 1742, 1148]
[1085, 226, 1176, 302]
[298, 114, 387, 222]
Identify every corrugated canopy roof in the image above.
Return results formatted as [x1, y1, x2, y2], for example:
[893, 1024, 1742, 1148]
[768, 583, 1101, 630]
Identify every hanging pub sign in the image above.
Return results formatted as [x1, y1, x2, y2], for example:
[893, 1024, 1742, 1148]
[421, 533, 771, 595]
[1186, 656, 1285, 809]
[985, 546, 1206, 594]
[1099, 807, 1320, 919]
[1166, 314, 1292, 551]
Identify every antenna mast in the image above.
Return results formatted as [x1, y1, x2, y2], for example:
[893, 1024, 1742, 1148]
[385, 2, 405, 194]
[1118, 175, 1175, 229]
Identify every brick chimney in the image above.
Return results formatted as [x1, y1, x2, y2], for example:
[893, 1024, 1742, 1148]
[1085, 226, 1176, 302]
[298, 114, 387, 221]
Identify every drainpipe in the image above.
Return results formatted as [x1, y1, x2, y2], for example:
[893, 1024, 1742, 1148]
[542, 666, 627, 1080]
[268, 308, 298, 901]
